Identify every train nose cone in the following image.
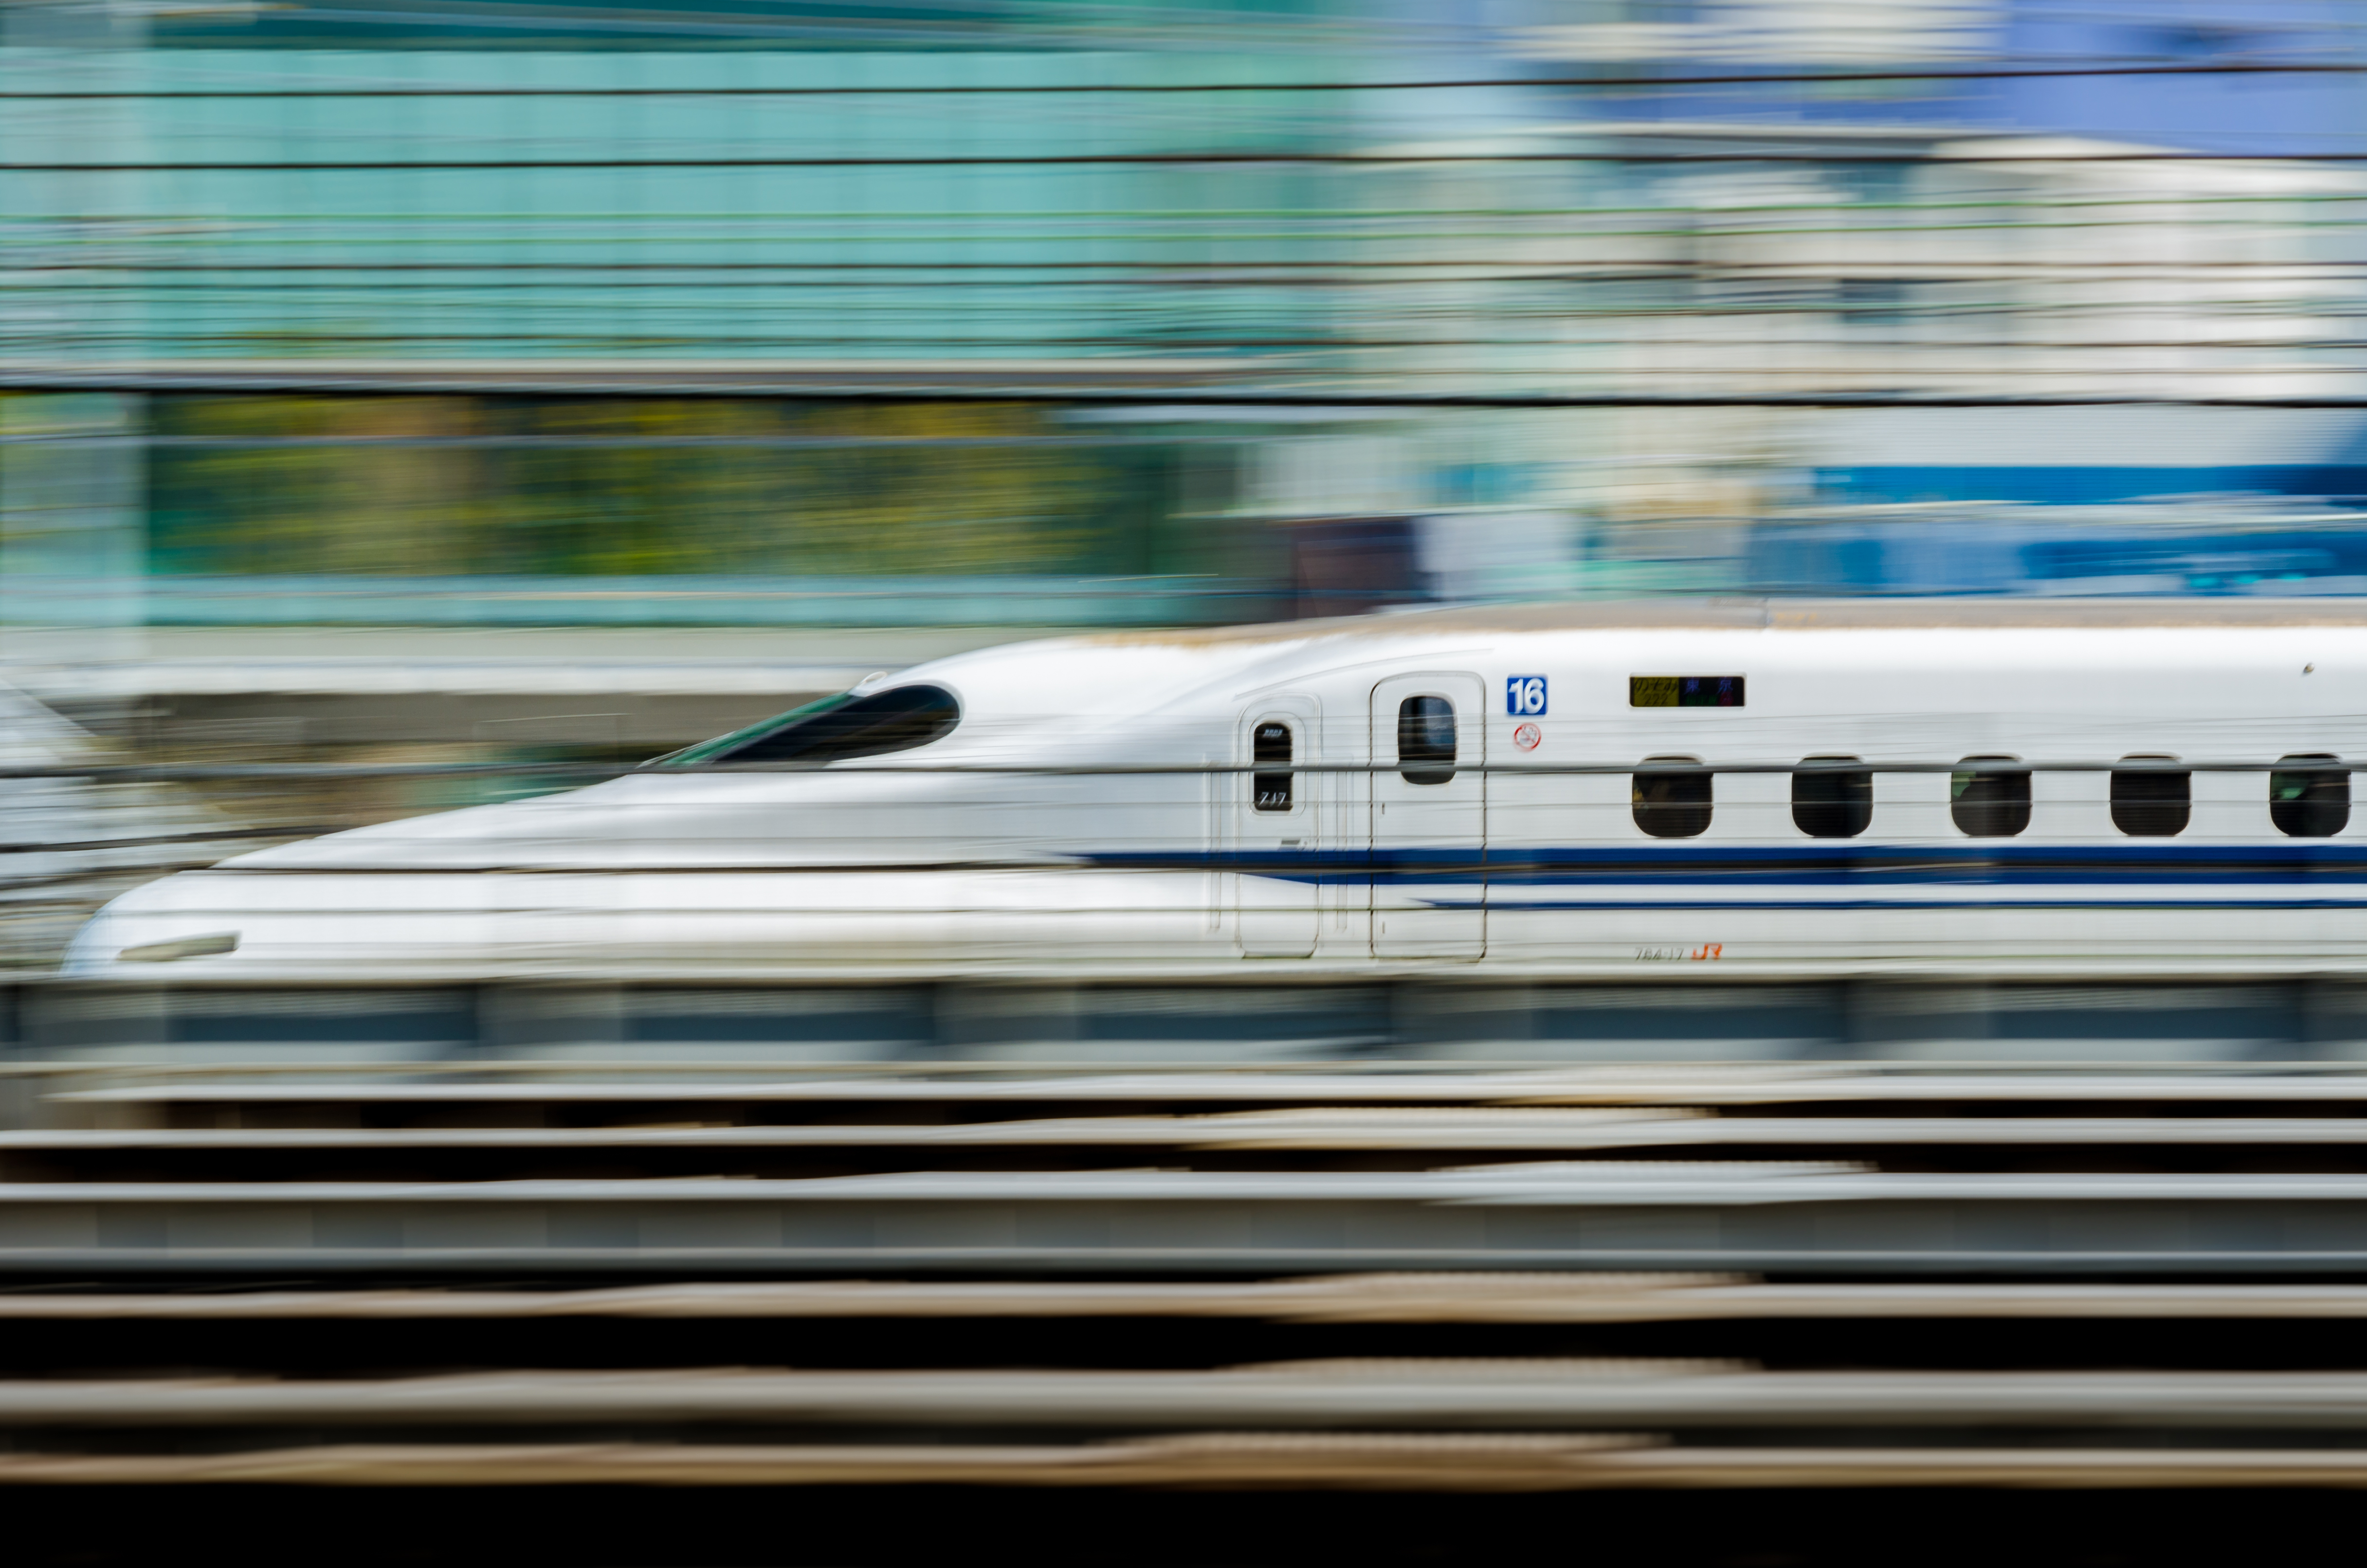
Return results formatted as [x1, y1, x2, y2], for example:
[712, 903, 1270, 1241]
[59, 909, 123, 975]
[62, 875, 250, 976]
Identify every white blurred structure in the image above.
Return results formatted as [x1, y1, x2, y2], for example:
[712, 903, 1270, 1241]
[1513, 0, 1997, 64]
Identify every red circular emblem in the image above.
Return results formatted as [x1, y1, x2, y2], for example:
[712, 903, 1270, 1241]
[1512, 722, 1542, 751]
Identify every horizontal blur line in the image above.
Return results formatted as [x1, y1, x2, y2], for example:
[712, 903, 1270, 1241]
[41, 1171, 2367, 1200]
[42, 315, 2335, 332]
[0, 827, 328, 856]
[13, 64, 2367, 97]
[0, 1246, 2360, 1278]
[17, 1117, 2367, 1155]
[26, 313, 2367, 339]
[23, 342, 2367, 358]
[36, 1361, 2367, 1427]
[0, 435, 1233, 450]
[35, 262, 2367, 274]
[133, 5, 1097, 44]
[155, 4, 1540, 45]
[39, 1062, 2367, 1086]
[19, 1440, 2367, 1490]
[18, 276, 2362, 297]
[13, 380, 2367, 408]
[0, 760, 2341, 783]
[35, 346, 2367, 362]
[25, 152, 2367, 170]
[56, 1071, 2367, 1103]
[19, 1277, 2367, 1322]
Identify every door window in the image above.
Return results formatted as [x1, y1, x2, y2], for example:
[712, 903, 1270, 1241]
[1396, 695, 1457, 785]
[1253, 721, 1294, 812]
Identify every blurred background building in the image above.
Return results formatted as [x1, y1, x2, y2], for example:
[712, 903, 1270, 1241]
[5, 0, 2367, 957]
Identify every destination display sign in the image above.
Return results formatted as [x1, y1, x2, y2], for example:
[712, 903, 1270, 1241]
[1630, 675, 1746, 708]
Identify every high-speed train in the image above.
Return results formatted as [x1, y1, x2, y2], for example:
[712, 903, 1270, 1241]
[61, 600, 2367, 981]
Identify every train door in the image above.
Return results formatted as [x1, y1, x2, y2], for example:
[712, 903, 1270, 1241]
[1369, 673, 1484, 959]
[1236, 696, 1320, 957]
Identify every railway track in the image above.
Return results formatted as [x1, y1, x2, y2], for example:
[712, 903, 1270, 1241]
[6, 1027, 2367, 1531]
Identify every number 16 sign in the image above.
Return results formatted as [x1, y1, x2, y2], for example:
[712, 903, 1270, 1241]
[1506, 675, 1547, 716]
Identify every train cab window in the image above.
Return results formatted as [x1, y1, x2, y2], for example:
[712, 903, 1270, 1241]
[1792, 757, 1871, 839]
[2110, 756, 2190, 837]
[654, 684, 961, 768]
[2272, 754, 2350, 838]
[1253, 721, 1294, 812]
[1397, 695, 1457, 785]
[1950, 756, 2030, 838]
[1634, 757, 1712, 838]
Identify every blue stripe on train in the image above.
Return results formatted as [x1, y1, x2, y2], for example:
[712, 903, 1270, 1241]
[1088, 844, 2367, 887]
[1433, 898, 2367, 912]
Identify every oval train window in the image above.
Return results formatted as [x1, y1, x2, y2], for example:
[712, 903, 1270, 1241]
[1792, 756, 1871, 839]
[657, 684, 960, 768]
[2272, 754, 2349, 838]
[1634, 757, 1712, 839]
[1950, 756, 2030, 838]
[2110, 755, 2189, 838]
[1397, 695, 1456, 785]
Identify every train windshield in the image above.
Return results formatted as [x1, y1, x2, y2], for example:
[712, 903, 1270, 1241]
[654, 684, 961, 768]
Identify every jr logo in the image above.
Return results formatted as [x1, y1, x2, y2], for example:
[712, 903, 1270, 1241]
[1506, 675, 1548, 716]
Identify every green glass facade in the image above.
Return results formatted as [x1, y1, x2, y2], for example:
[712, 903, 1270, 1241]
[9, 4, 2366, 619]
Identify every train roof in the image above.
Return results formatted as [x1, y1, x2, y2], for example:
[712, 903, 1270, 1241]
[1080, 598, 2367, 647]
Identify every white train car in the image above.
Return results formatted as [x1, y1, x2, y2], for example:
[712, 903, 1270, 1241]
[61, 600, 2367, 981]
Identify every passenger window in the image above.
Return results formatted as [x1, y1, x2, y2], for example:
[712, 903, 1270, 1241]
[2272, 754, 2349, 838]
[1634, 757, 1712, 838]
[1397, 695, 1456, 785]
[2111, 756, 2189, 837]
[1792, 757, 1871, 839]
[1950, 756, 2030, 837]
[1253, 721, 1294, 812]
[656, 684, 960, 768]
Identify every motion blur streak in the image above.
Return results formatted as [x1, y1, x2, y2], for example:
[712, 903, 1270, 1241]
[12, 4, 2367, 1564]
[12, 0, 2367, 645]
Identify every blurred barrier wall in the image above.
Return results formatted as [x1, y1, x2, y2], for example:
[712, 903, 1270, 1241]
[5, 0, 2367, 621]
